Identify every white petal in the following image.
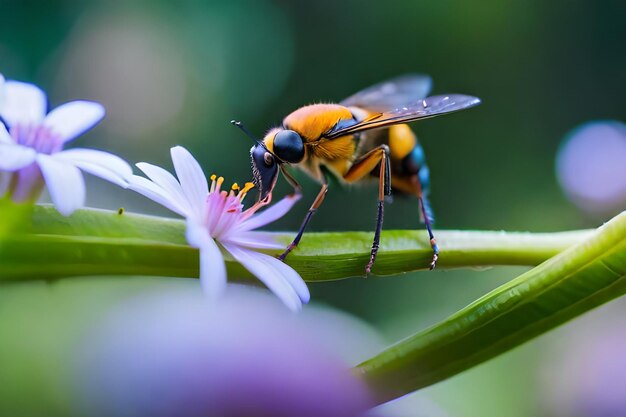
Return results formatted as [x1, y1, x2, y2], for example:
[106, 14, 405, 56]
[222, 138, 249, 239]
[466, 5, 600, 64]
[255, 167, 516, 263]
[36, 154, 85, 216]
[236, 193, 301, 232]
[171, 146, 208, 219]
[43, 101, 105, 144]
[222, 242, 303, 312]
[60, 160, 126, 188]
[136, 162, 192, 216]
[0, 121, 12, 144]
[127, 175, 188, 217]
[186, 220, 209, 247]
[0, 81, 47, 127]
[222, 231, 285, 250]
[259, 252, 310, 304]
[57, 149, 132, 178]
[55, 148, 132, 187]
[0, 143, 37, 170]
[186, 222, 227, 299]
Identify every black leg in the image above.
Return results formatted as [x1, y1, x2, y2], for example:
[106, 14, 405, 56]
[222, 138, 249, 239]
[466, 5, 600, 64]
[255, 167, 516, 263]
[419, 197, 439, 269]
[343, 145, 391, 275]
[412, 176, 438, 269]
[365, 148, 391, 275]
[278, 173, 328, 261]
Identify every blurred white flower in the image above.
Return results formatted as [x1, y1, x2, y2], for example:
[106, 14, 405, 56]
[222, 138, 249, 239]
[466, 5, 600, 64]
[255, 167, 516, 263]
[126, 146, 309, 311]
[556, 120, 626, 216]
[0, 75, 132, 215]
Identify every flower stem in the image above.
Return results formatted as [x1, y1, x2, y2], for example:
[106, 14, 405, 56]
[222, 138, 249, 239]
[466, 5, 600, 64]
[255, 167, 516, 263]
[355, 211, 626, 404]
[0, 204, 594, 282]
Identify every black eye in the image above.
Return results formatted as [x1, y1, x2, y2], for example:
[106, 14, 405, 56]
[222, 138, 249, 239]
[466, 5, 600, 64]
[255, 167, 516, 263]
[263, 152, 274, 166]
[273, 130, 304, 163]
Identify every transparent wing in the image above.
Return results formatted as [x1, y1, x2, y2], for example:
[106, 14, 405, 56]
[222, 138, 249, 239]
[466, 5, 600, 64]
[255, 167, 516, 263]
[340, 74, 433, 112]
[327, 94, 481, 138]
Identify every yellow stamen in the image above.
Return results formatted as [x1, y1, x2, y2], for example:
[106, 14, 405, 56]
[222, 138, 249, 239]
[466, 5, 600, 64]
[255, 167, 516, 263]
[210, 174, 217, 192]
[228, 183, 241, 198]
[238, 182, 256, 201]
[241, 182, 255, 193]
[216, 176, 224, 191]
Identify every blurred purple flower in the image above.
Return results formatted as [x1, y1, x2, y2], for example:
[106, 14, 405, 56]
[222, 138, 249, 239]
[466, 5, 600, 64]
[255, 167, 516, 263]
[539, 302, 626, 417]
[0, 74, 132, 215]
[72, 285, 373, 417]
[556, 121, 626, 216]
[575, 331, 626, 417]
[125, 146, 309, 311]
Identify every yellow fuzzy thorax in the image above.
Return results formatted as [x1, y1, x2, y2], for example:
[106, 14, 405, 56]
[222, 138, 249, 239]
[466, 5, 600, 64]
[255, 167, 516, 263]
[283, 104, 353, 141]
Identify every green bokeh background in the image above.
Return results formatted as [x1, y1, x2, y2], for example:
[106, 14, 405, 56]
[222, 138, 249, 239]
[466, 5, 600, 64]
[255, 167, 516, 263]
[1, 1, 624, 416]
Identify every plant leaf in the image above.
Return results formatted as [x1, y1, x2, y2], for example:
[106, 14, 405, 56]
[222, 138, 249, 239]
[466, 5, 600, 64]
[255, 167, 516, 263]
[355, 211, 626, 404]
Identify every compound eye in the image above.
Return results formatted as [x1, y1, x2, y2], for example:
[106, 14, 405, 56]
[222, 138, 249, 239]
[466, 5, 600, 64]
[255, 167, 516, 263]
[263, 151, 274, 166]
[273, 130, 304, 163]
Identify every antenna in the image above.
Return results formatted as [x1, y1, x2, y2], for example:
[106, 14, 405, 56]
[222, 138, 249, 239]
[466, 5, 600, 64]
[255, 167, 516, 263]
[231, 120, 261, 144]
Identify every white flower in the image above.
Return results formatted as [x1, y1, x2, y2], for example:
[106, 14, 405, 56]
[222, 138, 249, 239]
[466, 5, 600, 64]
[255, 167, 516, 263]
[127, 146, 310, 311]
[0, 75, 132, 215]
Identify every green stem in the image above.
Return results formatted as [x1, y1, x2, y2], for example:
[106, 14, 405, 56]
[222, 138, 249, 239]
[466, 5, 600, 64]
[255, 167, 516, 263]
[0, 205, 594, 282]
[356, 211, 626, 404]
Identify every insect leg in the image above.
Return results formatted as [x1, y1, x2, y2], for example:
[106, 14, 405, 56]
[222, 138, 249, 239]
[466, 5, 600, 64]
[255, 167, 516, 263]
[278, 172, 328, 261]
[343, 145, 391, 275]
[411, 175, 439, 269]
[280, 165, 302, 195]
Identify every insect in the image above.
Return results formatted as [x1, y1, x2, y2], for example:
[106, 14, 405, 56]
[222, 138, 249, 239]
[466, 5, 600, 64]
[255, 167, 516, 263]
[234, 74, 481, 273]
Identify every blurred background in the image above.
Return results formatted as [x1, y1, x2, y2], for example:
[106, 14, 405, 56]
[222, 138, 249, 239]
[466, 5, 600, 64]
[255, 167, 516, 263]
[0, 0, 624, 416]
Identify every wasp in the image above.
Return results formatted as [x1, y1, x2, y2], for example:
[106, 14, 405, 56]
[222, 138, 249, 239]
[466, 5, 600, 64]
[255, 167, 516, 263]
[234, 74, 480, 273]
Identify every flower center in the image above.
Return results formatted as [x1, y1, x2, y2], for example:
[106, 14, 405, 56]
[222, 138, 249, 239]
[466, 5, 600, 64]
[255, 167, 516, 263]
[10, 123, 63, 154]
[204, 175, 256, 238]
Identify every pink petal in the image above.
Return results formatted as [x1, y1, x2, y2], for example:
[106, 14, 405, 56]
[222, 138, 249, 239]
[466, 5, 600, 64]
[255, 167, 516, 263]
[43, 101, 105, 144]
[222, 242, 303, 312]
[1, 81, 47, 127]
[236, 193, 301, 232]
[36, 154, 85, 216]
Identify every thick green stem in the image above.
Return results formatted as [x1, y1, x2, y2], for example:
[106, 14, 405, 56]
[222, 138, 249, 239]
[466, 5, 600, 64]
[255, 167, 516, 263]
[3, 202, 625, 408]
[356, 211, 626, 404]
[0, 205, 594, 282]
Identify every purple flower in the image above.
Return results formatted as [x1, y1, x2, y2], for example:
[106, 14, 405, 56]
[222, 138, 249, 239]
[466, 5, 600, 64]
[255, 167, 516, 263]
[0, 74, 132, 215]
[126, 146, 309, 311]
[556, 120, 626, 216]
[539, 304, 626, 417]
[72, 285, 374, 417]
